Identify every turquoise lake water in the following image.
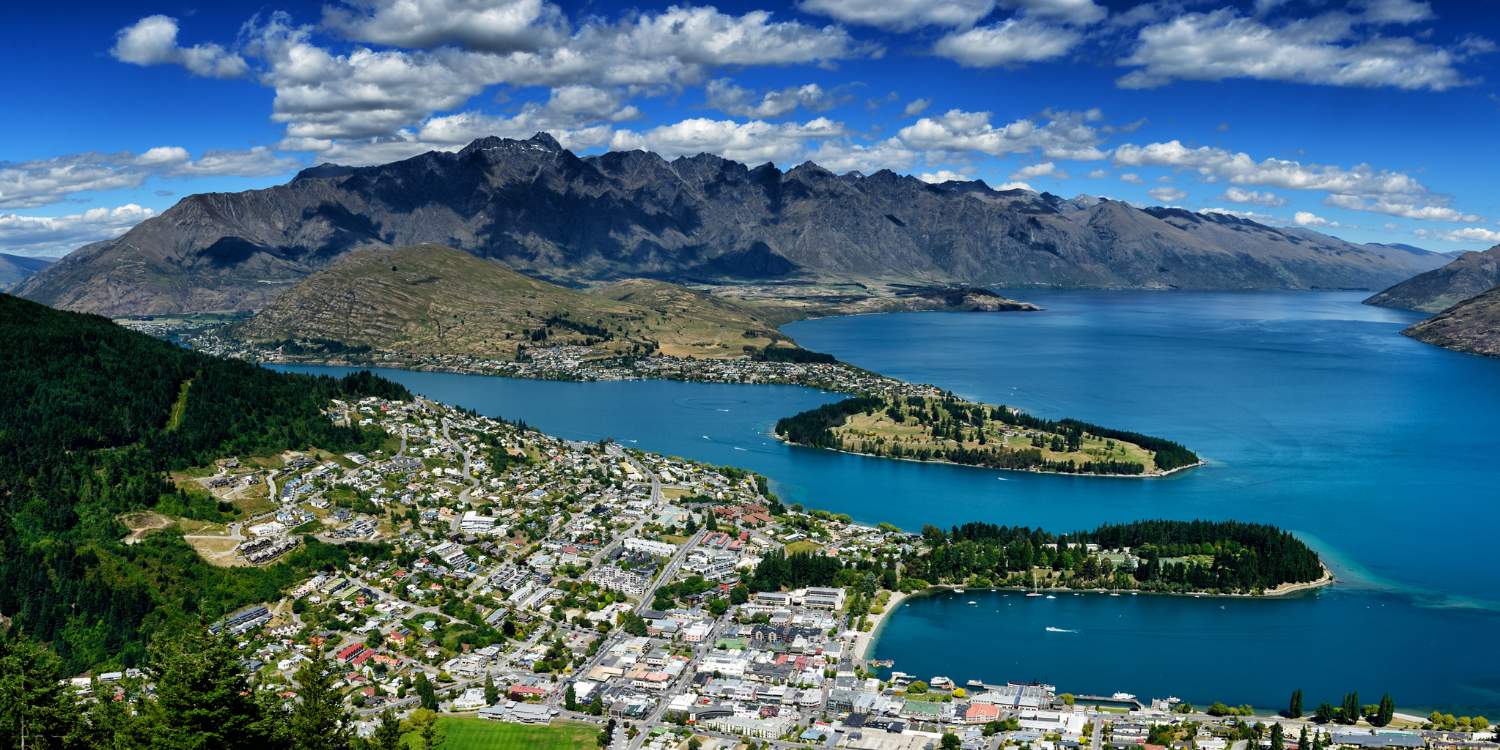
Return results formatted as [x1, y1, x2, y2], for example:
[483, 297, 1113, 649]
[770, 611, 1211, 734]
[277, 290, 1500, 714]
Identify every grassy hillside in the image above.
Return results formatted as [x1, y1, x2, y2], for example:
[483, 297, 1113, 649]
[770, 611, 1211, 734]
[233, 244, 792, 361]
[0, 293, 404, 670]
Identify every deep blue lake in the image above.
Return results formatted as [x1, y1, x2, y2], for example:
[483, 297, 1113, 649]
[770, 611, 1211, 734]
[277, 290, 1500, 714]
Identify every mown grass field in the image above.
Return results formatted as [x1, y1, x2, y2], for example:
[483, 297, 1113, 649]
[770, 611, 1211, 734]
[403, 718, 601, 750]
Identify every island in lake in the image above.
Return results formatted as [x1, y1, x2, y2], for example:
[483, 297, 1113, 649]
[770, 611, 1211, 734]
[775, 392, 1201, 477]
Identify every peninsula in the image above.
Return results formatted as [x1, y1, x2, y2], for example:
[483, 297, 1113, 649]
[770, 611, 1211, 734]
[775, 393, 1201, 476]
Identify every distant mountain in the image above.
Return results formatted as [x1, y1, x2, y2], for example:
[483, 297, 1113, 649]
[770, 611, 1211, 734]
[0, 252, 53, 290]
[1365, 245, 1500, 313]
[16, 133, 1447, 316]
[1404, 284, 1500, 357]
[233, 243, 793, 360]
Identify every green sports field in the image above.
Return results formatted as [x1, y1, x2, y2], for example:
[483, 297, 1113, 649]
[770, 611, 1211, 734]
[403, 718, 601, 749]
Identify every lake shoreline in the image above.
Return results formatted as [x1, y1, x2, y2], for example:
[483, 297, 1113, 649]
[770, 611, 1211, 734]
[861, 568, 1336, 665]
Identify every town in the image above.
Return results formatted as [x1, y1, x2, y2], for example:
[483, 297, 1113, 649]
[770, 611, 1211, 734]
[97, 395, 1492, 750]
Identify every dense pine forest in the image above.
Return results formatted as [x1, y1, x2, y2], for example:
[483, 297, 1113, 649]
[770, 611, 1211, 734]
[907, 520, 1325, 594]
[0, 294, 406, 672]
[774, 394, 1199, 476]
[744, 519, 1323, 596]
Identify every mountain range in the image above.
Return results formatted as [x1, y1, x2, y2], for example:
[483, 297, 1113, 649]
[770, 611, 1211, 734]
[14, 133, 1447, 317]
[0, 252, 53, 290]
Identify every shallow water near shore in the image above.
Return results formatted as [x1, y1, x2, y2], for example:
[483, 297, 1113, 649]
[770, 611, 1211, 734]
[276, 289, 1500, 713]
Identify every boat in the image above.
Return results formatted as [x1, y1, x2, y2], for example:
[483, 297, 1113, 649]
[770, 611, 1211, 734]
[1111, 692, 1137, 701]
[1044, 626, 1078, 633]
[1026, 592, 1043, 598]
[1109, 592, 1120, 597]
[1045, 594, 1056, 599]
[953, 588, 965, 594]
[967, 600, 977, 605]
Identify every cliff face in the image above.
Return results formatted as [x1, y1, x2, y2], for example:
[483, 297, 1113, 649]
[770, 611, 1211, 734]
[1404, 284, 1500, 358]
[1365, 245, 1500, 313]
[17, 133, 1448, 316]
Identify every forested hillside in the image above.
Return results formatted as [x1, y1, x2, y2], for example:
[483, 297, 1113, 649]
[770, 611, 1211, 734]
[0, 294, 406, 670]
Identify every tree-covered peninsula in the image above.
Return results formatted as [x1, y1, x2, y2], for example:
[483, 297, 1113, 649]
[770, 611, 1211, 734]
[774, 393, 1200, 476]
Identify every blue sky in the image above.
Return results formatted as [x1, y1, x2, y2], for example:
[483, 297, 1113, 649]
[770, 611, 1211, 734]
[3, 0, 1498, 257]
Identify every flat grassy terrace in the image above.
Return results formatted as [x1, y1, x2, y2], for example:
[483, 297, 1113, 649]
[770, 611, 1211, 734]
[403, 718, 600, 750]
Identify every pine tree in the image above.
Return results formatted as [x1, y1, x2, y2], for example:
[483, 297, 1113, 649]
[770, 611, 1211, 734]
[1341, 692, 1361, 725]
[589, 693, 604, 716]
[565, 683, 578, 711]
[368, 710, 404, 750]
[1271, 723, 1285, 750]
[414, 672, 438, 711]
[1288, 688, 1304, 718]
[1298, 725, 1309, 750]
[1375, 694, 1395, 727]
[289, 649, 354, 750]
[484, 674, 499, 705]
[0, 634, 79, 750]
[144, 625, 278, 750]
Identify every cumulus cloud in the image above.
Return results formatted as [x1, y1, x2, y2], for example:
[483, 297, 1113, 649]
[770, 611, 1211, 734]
[609, 117, 845, 165]
[1148, 186, 1186, 203]
[803, 138, 918, 174]
[1087, 168, 1108, 178]
[797, 0, 996, 31]
[705, 79, 841, 119]
[995, 181, 1033, 192]
[0, 204, 155, 257]
[903, 98, 931, 117]
[1294, 210, 1334, 227]
[1113, 140, 1428, 197]
[110, 15, 247, 78]
[1117, 9, 1480, 90]
[919, 170, 971, 183]
[1119, 172, 1143, 184]
[1222, 187, 1286, 206]
[935, 19, 1082, 66]
[1440, 227, 1500, 244]
[0, 148, 297, 209]
[898, 109, 1107, 161]
[322, 0, 566, 52]
[998, 0, 1106, 25]
[1324, 194, 1479, 223]
[1010, 162, 1057, 180]
[237, 6, 867, 145]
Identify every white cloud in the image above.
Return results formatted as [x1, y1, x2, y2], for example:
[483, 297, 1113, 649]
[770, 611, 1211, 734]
[609, 117, 845, 165]
[999, 0, 1106, 25]
[238, 6, 868, 145]
[1119, 172, 1142, 184]
[1087, 168, 1108, 178]
[1222, 187, 1286, 206]
[0, 204, 155, 257]
[935, 19, 1082, 66]
[898, 109, 1107, 160]
[1440, 227, 1500, 244]
[0, 148, 298, 209]
[903, 98, 931, 117]
[797, 0, 995, 31]
[919, 170, 970, 183]
[1359, 0, 1434, 25]
[1294, 210, 1333, 227]
[705, 79, 839, 119]
[1113, 140, 1428, 198]
[803, 138, 918, 174]
[1324, 194, 1480, 223]
[1010, 162, 1057, 180]
[995, 181, 1033, 191]
[1118, 9, 1477, 91]
[1147, 186, 1186, 203]
[322, 0, 565, 52]
[1202, 206, 1282, 223]
[110, 15, 247, 78]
